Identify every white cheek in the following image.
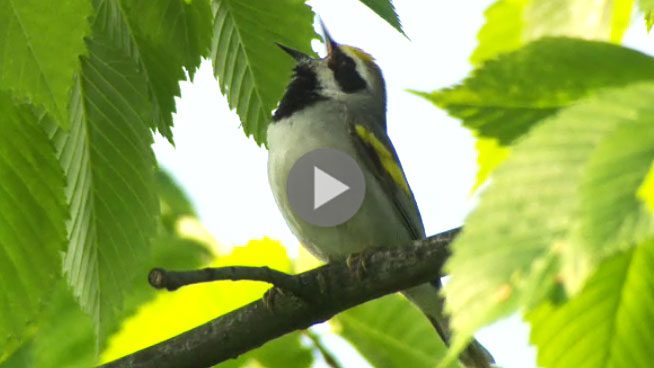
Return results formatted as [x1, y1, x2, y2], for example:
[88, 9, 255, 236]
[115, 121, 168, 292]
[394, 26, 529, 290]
[316, 66, 346, 99]
[352, 58, 372, 86]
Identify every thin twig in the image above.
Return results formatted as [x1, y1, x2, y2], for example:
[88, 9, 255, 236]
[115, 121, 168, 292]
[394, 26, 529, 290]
[148, 266, 314, 300]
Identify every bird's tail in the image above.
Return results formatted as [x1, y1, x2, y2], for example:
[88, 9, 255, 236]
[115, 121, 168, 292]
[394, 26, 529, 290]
[402, 284, 494, 368]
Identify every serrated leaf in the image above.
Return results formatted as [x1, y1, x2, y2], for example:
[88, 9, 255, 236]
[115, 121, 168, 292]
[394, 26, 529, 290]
[0, 97, 67, 361]
[0, 0, 91, 127]
[472, 0, 635, 65]
[93, 0, 213, 141]
[425, 39, 654, 146]
[562, 121, 654, 291]
[528, 239, 654, 368]
[638, 162, 654, 213]
[443, 82, 654, 358]
[334, 294, 453, 368]
[211, 0, 316, 144]
[466, 1, 637, 188]
[1, 170, 210, 367]
[358, 0, 404, 35]
[50, 27, 159, 342]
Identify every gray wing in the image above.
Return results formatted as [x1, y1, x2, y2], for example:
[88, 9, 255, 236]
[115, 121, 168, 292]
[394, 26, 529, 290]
[348, 121, 426, 240]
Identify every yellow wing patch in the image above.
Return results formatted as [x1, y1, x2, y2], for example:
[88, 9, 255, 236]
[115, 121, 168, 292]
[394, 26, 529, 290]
[354, 125, 410, 195]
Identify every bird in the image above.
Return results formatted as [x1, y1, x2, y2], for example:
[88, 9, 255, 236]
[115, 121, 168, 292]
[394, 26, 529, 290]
[266, 22, 493, 368]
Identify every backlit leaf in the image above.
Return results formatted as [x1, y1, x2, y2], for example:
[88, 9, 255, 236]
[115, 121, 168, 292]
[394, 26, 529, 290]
[0, 0, 91, 127]
[443, 82, 654, 358]
[0, 97, 67, 361]
[211, 0, 316, 144]
[528, 240, 654, 368]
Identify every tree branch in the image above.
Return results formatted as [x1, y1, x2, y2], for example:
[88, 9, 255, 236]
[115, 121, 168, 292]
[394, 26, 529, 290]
[99, 228, 460, 368]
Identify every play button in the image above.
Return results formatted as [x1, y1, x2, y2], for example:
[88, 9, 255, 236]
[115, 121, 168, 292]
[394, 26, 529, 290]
[287, 148, 366, 227]
[313, 167, 350, 210]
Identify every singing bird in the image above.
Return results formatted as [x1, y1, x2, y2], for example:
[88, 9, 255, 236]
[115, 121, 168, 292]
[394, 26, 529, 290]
[267, 24, 492, 367]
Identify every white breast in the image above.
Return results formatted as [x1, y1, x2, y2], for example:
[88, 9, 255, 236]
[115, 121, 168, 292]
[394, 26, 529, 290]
[267, 102, 414, 261]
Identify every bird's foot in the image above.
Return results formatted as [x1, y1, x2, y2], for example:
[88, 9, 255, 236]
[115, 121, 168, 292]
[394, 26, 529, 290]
[263, 287, 286, 311]
[346, 251, 370, 280]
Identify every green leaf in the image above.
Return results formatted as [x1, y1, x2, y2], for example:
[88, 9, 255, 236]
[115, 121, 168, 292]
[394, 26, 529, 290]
[93, 0, 213, 141]
[220, 333, 313, 368]
[358, 0, 404, 35]
[472, 0, 635, 65]
[334, 294, 453, 368]
[472, 137, 511, 191]
[471, 0, 529, 65]
[30, 284, 96, 368]
[0, 0, 91, 127]
[443, 82, 654, 357]
[425, 39, 654, 146]
[425, 39, 654, 190]
[563, 121, 654, 291]
[0, 97, 68, 361]
[211, 0, 316, 144]
[466, 1, 637, 188]
[639, 0, 654, 30]
[638, 162, 654, 213]
[528, 239, 654, 368]
[1, 283, 97, 368]
[51, 27, 159, 342]
[0, 345, 31, 368]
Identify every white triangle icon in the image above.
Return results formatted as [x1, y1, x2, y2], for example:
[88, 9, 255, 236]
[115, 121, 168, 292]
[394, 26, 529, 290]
[313, 166, 350, 210]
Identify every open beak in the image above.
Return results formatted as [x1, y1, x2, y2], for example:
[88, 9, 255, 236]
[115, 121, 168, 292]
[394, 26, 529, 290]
[319, 19, 338, 57]
[276, 43, 311, 62]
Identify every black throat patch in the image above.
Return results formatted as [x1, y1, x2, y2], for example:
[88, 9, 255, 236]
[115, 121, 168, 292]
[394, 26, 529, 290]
[272, 63, 325, 122]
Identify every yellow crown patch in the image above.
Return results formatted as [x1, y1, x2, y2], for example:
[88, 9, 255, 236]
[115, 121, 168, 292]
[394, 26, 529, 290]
[341, 46, 375, 64]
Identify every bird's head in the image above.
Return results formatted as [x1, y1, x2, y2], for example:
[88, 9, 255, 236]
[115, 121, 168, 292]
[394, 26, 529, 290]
[273, 23, 386, 123]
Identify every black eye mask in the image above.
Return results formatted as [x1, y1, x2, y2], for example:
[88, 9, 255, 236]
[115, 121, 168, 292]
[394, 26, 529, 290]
[328, 48, 367, 93]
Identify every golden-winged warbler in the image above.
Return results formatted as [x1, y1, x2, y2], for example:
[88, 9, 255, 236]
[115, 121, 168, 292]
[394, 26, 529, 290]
[267, 23, 492, 368]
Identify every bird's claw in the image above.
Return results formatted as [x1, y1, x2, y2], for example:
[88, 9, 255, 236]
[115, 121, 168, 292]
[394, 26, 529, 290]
[346, 252, 369, 280]
[263, 287, 286, 311]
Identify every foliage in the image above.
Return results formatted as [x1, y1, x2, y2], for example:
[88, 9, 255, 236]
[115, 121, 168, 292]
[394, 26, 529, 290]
[0, 98, 67, 360]
[527, 239, 654, 368]
[0, 0, 91, 127]
[418, 38, 654, 188]
[2, 0, 654, 367]
[444, 0, 638, 188]
[210, 0, 316, 144]
[414, 1, 654, 366]
[437, 82, 654, 364]
[471, 0, 634, 66]
[334, 294, 453, 368]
